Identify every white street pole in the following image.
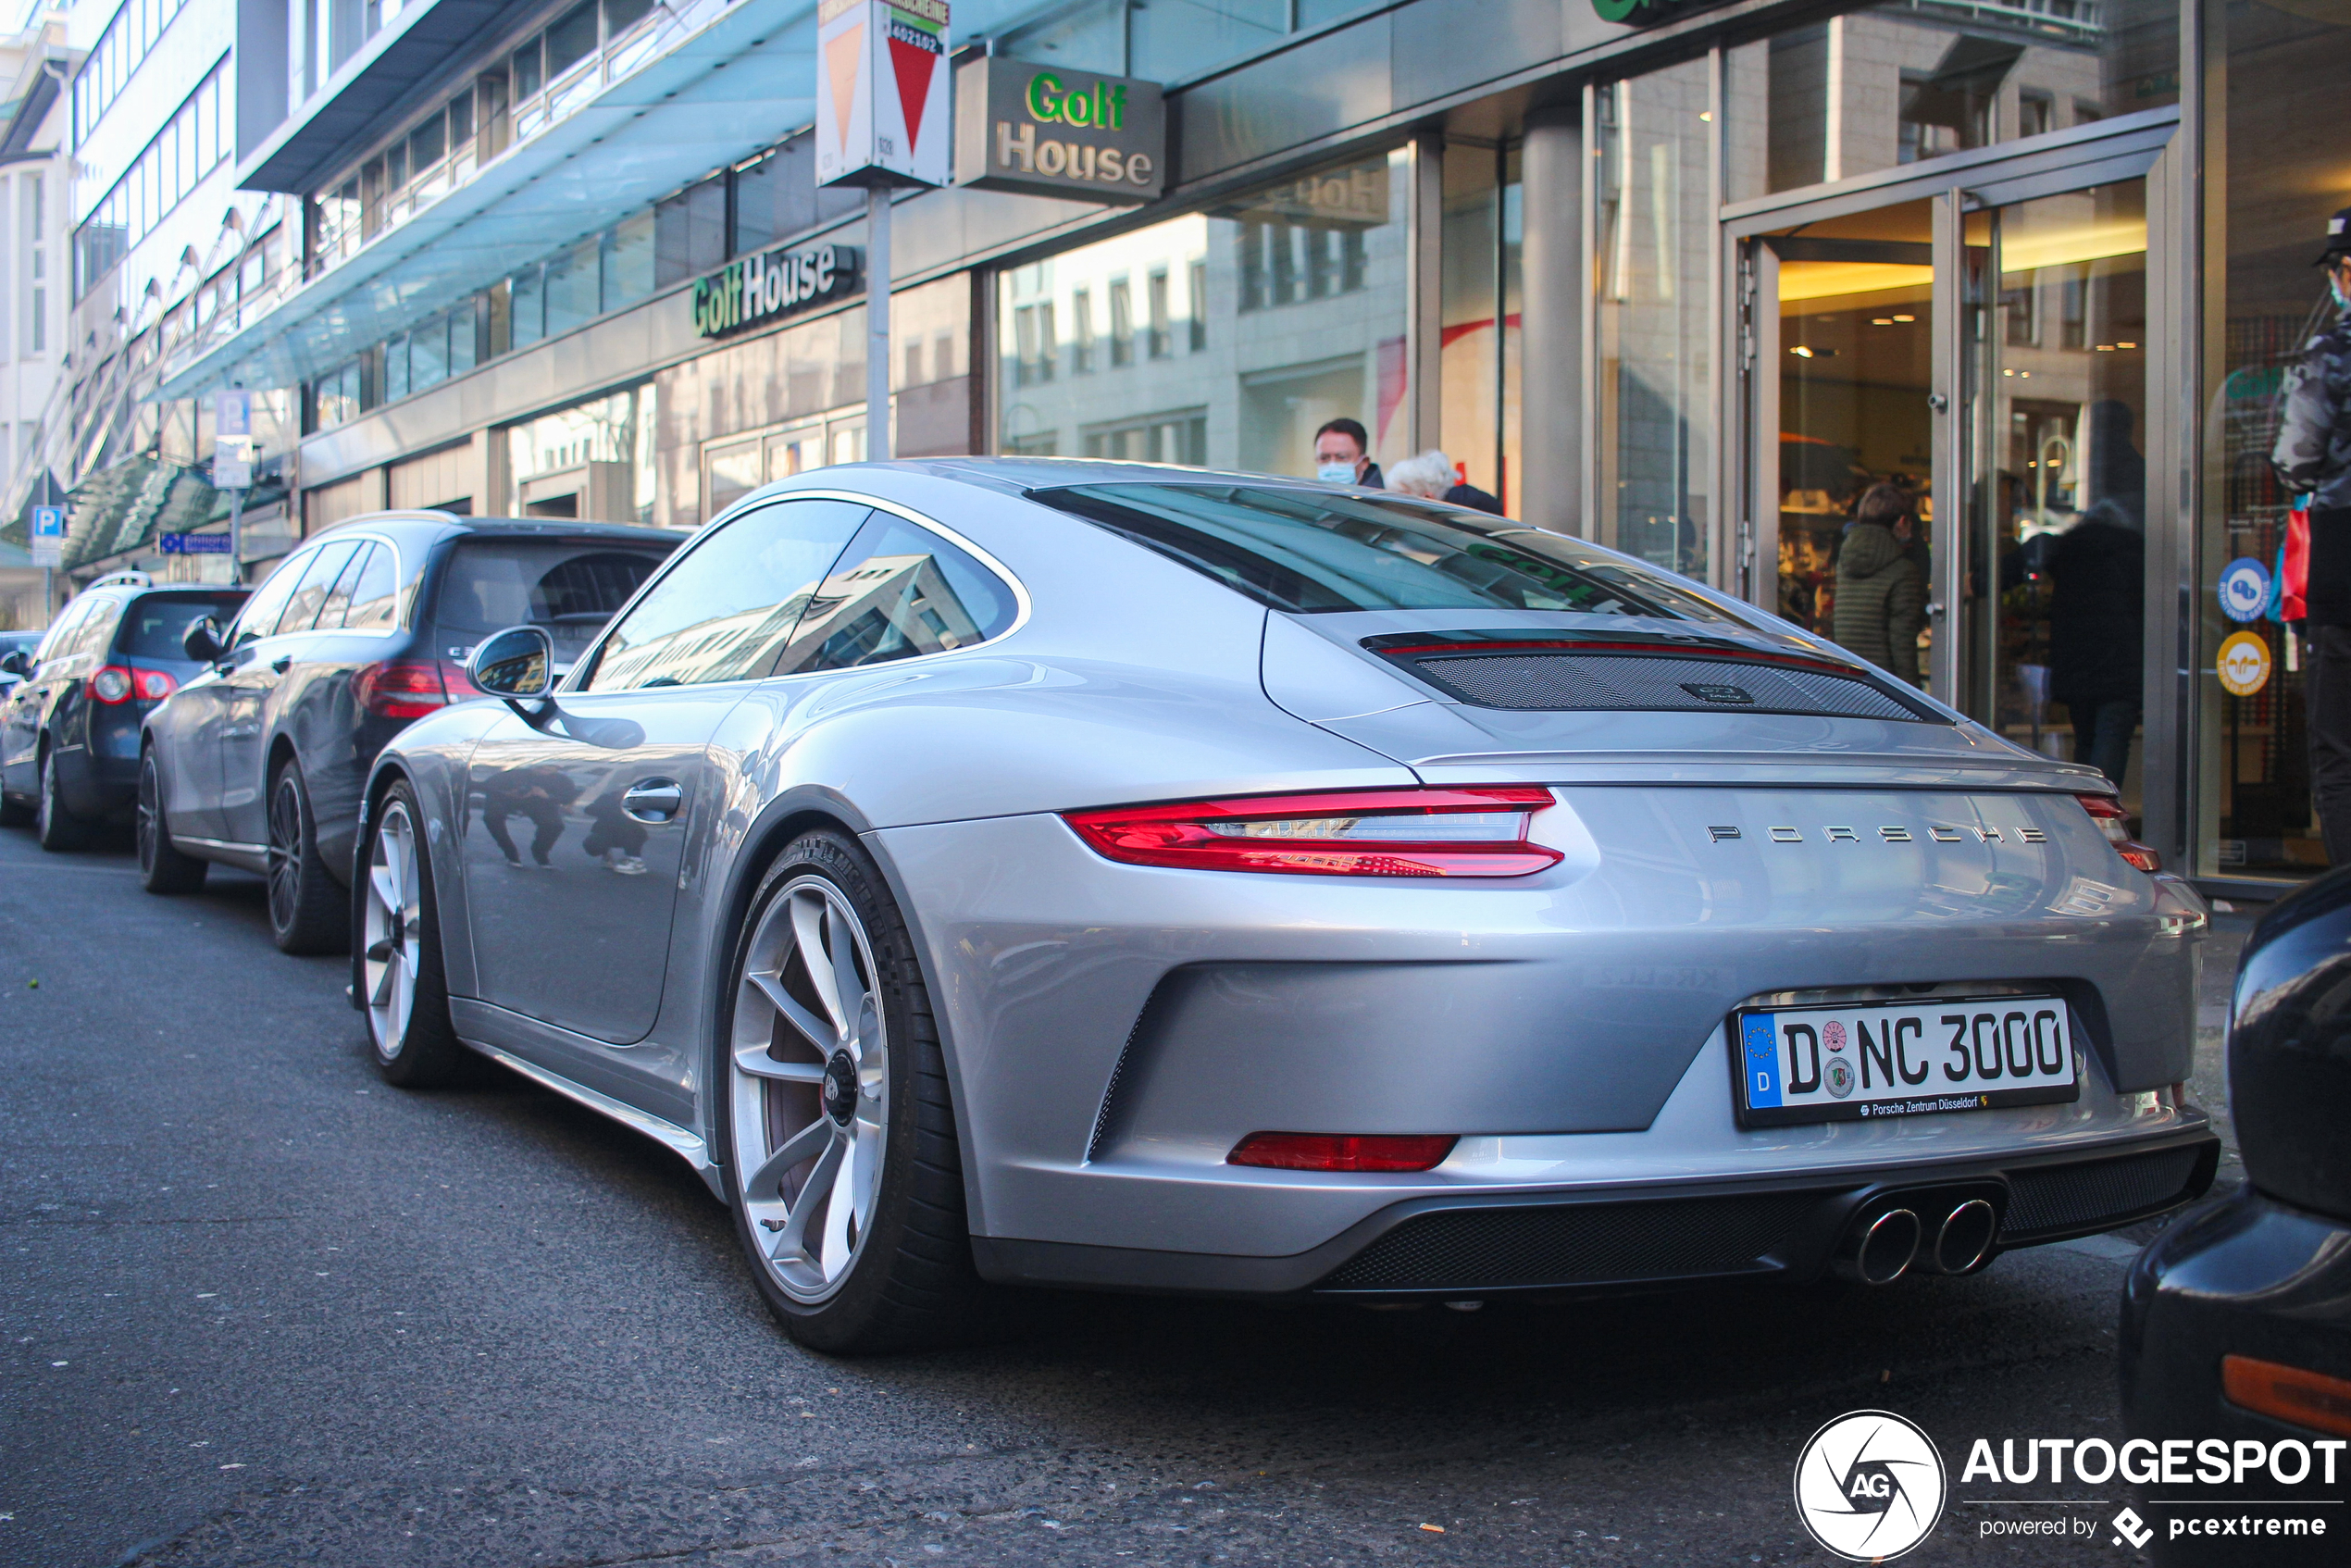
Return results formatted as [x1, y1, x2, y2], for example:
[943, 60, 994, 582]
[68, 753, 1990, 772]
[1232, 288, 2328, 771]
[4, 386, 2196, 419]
[866, 186, 891, 462]
[229, 487, 245, 584]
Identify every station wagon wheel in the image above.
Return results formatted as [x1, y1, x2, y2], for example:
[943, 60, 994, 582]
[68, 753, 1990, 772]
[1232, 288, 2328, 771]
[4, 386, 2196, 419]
[136, 744, 208, 893]
[732, 876, 890, 1303]
[265, 760, 350, 954]
[721, 831, 989, 1353]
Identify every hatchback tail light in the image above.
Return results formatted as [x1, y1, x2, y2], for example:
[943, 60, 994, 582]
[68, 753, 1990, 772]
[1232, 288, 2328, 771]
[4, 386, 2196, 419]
[88, 666, 133, 703]
[1228, 1132, 1458, 1172]
[2075, 794, 2160, 873]
[1063, 787, 1561, 878]
[131, 668, 177, 701]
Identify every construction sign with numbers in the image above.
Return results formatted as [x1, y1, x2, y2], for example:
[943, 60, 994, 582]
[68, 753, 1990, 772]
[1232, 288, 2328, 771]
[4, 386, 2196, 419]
[815, 0, 951, 190]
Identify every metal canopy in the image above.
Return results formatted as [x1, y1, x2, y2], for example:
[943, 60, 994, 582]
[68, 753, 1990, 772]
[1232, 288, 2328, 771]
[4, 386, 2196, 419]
[242, 0, 554, 194]
[158, 0, 817, 402]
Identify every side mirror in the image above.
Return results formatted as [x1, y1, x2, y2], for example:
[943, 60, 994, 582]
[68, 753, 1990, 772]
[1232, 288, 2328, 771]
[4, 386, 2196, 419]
[0, 650, 26, 678]
[466, 624, 554, 709]
[181, 616, 225, 664]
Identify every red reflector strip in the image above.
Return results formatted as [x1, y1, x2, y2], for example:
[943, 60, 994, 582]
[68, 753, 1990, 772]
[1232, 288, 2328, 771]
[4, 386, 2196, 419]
[2224, 1354, 2351, 1439]
[1063, 788, 1561, 878]
[2074, 794, 2159, 872]
[1227, 1132, 1458, 1173]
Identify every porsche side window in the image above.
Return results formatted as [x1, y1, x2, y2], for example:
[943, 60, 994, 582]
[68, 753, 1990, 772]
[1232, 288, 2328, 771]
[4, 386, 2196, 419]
[773, 514, 1018, 677]
[580, 499, 871, 691]
[229, 551, 316, 650]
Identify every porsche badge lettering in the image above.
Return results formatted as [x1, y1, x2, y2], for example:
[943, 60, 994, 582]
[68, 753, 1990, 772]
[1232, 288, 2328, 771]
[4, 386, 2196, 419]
[1707, 824, 2048, 844]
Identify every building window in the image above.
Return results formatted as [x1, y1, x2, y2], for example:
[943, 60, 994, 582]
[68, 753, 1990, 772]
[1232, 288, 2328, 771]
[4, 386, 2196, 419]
[1108, 278, 1132, 367]
[997, 152, 1410, 481]
[72, 0, 191, 147]
[25, 174, 44, 355]
[71, 61, 227, 299]
[1070, 288, 1093, 373]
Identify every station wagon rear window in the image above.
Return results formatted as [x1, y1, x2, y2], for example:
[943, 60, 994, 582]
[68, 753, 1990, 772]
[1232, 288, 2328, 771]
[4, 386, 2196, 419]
[114, 593, 248, 659]
[1030, 484, 1748, 623]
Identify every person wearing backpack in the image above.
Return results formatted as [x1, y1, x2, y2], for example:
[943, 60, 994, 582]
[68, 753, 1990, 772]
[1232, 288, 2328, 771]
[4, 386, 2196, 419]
[2273, 206, 2351, 864]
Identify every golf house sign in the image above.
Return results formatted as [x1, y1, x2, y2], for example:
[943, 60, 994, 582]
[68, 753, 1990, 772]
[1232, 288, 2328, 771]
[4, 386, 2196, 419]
[953, 56, 1165, 205]
[693, 243, 862, 339]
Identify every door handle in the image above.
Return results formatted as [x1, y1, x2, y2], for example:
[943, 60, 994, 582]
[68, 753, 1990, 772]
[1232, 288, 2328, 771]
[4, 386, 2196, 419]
[270, 655, 292, 674]
[620, 778, 684, 823]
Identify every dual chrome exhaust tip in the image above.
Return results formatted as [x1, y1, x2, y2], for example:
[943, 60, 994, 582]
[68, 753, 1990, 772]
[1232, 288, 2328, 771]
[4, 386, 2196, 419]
[1835, 1194, 2001, 1285]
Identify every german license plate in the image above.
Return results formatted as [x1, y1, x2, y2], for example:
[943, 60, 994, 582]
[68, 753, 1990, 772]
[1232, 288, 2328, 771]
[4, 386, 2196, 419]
[1731, 996, 2080, 1128]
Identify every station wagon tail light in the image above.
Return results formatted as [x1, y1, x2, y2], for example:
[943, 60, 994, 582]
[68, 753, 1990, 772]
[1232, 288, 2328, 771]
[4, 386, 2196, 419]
[132, 669, 177, 701]
[355, 660, 448, 718]
[1228, 1132, 1458, 1172]
[2075, 794, 2160, 873]
[1063, 787, 1561, 877]
[88, 666, 133, 703]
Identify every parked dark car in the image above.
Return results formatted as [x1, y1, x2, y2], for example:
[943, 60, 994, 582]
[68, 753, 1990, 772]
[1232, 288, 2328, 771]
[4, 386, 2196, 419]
[2121, 870, 2351, 1562]
[1, 574, 250, 850]
[138, 511, 678, 952]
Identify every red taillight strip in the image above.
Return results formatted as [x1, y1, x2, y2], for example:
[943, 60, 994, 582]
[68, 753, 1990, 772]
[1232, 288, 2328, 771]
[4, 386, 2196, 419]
[1063, 787, 1561, 878]
[1371, 637, 1865, 678]
[1228, 1132, 1458, 1172]
[2073, 793, 2160, 873]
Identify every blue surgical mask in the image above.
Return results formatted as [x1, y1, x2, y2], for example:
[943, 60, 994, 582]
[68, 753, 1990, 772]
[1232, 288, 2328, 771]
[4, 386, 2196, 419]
[1317, 462, 1356, 484]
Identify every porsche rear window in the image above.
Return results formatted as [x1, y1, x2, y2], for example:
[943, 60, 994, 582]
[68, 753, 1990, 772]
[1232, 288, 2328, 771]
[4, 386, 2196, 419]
[1030, 483, 1744, 622]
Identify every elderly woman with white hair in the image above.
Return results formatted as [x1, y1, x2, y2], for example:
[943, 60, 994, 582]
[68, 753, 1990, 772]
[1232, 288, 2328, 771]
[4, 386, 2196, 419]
[1380, 449, 1506, 515]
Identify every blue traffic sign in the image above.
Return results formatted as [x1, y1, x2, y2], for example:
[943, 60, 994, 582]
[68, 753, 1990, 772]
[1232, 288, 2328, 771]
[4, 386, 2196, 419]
[159, 532, 232, 554]
[2219, 556, 2270, 623]
[31, 504, 63, 538]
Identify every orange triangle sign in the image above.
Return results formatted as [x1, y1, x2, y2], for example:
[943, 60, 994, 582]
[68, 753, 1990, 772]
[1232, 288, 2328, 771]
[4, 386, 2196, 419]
[826, 22, 864, 153]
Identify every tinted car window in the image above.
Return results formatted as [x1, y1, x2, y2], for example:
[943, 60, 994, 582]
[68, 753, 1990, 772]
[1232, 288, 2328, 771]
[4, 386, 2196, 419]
[68, 598, 126, 659]
[279, 541, 362, 634]
[316, 542, 371, 628]
[32, 601, 90, 664]
[1032, 484, 1748, 624]
[230, 551, 317, 649]
[776, 512, 1019, 676]
[114, 593, 250, 659]
[582, 500, 870, 691]
[341, 541, 402, 630]
[435, 539, 674, 665]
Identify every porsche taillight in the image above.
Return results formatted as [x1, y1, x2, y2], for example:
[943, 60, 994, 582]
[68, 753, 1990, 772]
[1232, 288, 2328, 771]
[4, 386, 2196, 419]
[1063, 787, 1561, 877]
[2076, 794, 2160, 873]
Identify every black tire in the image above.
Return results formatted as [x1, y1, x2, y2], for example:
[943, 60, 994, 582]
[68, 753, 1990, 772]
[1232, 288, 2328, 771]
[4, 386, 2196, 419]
[718, 829, 989, 1355]
[35, 746, 89, 852]
[360, 780, 467, 1089]
[137, 745, 209, 894]
[266, 757, 350, 955]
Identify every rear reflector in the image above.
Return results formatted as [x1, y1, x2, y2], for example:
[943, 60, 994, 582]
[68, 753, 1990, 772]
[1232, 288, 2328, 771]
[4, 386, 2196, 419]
[1227, 1132, 1458, 1172]
[2223, 1354, 2351, 1438]
[1063, 787, 1561, 878]
[2075, 794, 2160, 873]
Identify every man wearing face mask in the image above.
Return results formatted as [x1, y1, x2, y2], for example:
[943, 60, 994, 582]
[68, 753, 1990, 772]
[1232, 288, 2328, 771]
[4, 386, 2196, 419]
[1313, 417, 1385, 489]
[2274, 206, 2351, 863]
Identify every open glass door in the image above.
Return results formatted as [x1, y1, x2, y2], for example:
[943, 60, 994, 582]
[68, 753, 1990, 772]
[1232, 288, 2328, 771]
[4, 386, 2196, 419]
[1960, 180, 2149, 806]
[1750, 202, 1938, 691]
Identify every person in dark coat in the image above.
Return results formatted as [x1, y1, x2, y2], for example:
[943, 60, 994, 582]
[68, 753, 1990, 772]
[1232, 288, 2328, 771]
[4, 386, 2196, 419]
[2276, 206, 2351, 862]
[1832, 482, 1927, 686]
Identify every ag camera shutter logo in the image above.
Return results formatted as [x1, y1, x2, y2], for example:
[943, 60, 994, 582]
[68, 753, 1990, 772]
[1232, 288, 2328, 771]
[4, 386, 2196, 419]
[1794, 1410, 1947, 1561]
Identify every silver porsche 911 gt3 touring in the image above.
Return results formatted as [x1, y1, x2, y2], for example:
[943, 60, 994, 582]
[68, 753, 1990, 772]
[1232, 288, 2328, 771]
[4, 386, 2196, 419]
[353, 459, 2216, 1353]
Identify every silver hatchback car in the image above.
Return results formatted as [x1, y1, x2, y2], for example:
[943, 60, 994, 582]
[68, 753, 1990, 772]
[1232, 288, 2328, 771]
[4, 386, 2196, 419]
[356, 460, 2216, 1353]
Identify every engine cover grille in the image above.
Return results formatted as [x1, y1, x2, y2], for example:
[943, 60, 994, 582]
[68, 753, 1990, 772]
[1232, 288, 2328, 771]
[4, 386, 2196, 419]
[1409, 651, 1924, 720]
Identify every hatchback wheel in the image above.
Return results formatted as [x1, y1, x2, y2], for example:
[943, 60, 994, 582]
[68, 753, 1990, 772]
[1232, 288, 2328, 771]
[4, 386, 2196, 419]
[360, 783, 466, 1087]
[136, 745, 207, 893]
[266, 759, 349, 954]
[35, 748, 88, 852]
[721, 830, 989, 1354]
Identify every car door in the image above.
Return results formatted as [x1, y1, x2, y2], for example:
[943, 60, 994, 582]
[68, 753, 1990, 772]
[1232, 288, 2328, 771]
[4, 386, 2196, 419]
[163, 563, 308, 843]
[457, 497, 872, 1095]
[218, 541, 359, 848]
[1, 602, 83, 795]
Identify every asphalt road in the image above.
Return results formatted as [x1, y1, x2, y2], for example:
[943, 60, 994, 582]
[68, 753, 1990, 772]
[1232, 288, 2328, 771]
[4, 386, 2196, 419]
[0, 822, 2256, 1568]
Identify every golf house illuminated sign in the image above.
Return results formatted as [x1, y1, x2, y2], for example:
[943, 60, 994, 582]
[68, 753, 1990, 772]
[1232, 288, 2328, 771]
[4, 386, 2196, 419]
[954, 57, 1164, 205]
[693, 243, 862, 338]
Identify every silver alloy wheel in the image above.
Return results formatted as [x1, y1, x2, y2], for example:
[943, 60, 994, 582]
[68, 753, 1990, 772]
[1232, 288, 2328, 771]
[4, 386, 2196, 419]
[731, 876, 889, 1303]
[266, 773, 304, 935]
[363, 799, 423, 1056]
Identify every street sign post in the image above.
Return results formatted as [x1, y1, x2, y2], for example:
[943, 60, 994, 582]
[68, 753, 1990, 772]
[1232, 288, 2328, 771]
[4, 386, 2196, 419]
[214, 391, 254, 578]
[815, 0, 951, 464]
[30, 503, 63, 617]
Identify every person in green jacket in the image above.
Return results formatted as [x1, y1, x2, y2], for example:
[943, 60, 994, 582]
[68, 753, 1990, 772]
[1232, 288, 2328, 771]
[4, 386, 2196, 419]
[1832, 483, 1927, 687]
